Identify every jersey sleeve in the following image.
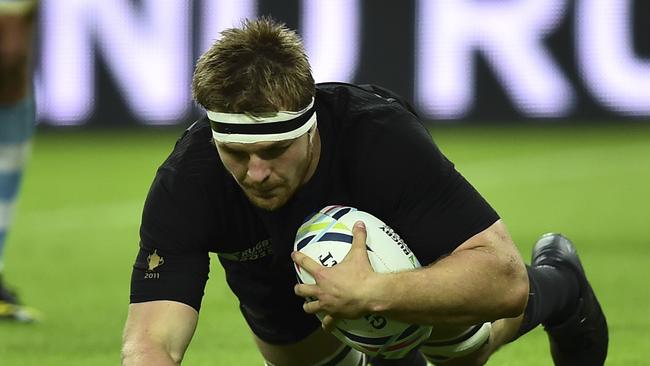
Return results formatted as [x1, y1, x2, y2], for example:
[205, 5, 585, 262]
[130, 168, 211, 311]
[348, 106, 500, 264]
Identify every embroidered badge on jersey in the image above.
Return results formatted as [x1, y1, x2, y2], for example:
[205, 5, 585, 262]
[147, 249, 165, 271]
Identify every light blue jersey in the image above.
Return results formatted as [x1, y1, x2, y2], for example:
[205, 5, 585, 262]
[0, 96, 35, 270]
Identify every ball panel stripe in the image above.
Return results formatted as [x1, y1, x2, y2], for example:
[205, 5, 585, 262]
[323, 205, 357, 219]
[318, 232, 353, 244]
[335, 327, 394, 345]
[295, 220, 341, 238]
[396, 324, 421, 341]
[421, 324, 482, 347]
[301, 211, 318, 224]
[295, 216, 335, 238]
[311, 219, 339, 244]
[383, 334, 427, 352]
[295, 235, 317, 251]
[358, 331, 426, 353]
[332, 207, 354, 220]
[323, 205, 344, 214]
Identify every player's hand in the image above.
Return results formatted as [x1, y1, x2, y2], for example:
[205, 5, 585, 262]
[292, 221, 380, 329]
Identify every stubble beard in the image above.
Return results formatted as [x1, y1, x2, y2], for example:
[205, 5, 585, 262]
[246, 136, 314, 212]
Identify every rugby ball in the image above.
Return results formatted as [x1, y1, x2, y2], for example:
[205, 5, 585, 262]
[293, 205, 432, 359]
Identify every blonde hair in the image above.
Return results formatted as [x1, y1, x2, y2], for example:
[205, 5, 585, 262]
[192, 17, 315, 114]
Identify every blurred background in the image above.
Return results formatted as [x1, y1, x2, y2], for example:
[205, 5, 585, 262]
[1, 0, 649, 365]
[34, 0, 650, 126]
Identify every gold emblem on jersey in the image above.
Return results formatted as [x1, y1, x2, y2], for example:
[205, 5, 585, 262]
[147, 249, 164, 271]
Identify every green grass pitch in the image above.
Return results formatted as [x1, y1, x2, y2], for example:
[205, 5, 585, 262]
[0, 123, 648, 365]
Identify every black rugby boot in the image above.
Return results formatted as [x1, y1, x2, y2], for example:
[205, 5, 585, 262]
[531, 233, 608, 366]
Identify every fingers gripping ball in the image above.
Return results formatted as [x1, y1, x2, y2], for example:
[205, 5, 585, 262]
[293, 205, 432, 359]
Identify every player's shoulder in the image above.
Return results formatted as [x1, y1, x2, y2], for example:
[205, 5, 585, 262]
[317, 82, 430, 153]
[316, 82, 422, 133]
[317, 82, 413, 114]
[317, 82, 416, 108]
[160, 116, 222, 179]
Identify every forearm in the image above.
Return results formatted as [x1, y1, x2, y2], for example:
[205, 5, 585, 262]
[367, 236, 528, 326]
[294, 220, 529, 328]
[122, 301, 198, 366]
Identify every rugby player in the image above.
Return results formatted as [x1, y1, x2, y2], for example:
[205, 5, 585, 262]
[122, 17, 608, 365]
[0, 0, 38, 322]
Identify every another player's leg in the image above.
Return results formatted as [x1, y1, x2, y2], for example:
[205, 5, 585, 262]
[0, 0, 38, 322]
[0, 97, 35, 321]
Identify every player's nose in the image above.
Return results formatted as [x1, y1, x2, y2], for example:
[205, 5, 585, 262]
[246, 155, 271, 183]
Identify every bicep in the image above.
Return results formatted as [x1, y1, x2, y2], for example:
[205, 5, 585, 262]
[123, 300, 198, 364]
[454, 220, 518, 254]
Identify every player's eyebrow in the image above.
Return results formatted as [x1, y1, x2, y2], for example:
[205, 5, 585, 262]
[218, 138, 296, 153]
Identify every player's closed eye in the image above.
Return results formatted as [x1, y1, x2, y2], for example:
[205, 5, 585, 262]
[258, 145, 289, 160]
[221, 147, 248, 160]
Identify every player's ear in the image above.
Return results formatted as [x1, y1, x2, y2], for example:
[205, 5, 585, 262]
[308, 122, 318, 144]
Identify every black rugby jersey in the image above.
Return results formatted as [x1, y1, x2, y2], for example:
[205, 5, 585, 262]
[130, 83, 499, 343]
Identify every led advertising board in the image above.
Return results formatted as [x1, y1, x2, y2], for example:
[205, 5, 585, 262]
[34, 0, 649, 126]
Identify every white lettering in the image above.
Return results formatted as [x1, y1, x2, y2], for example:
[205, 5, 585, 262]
[200, 0, 256, 55]
[34, 1, 650, 125]
[577, 0, 650, 115]
[415, 0, 573, 119]
[93, 0, 191, 124]
[40, 0, 191, 125]
[40, 0, 93, 124]
[301, 0, 360, 82]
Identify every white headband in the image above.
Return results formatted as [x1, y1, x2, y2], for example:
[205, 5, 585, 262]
[207, 98, 317, 143]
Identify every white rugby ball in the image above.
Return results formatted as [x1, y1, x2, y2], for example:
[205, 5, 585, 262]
[293, 205, 432, 359]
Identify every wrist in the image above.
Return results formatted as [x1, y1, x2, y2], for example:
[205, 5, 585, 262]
[364, 272, 396, 315]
